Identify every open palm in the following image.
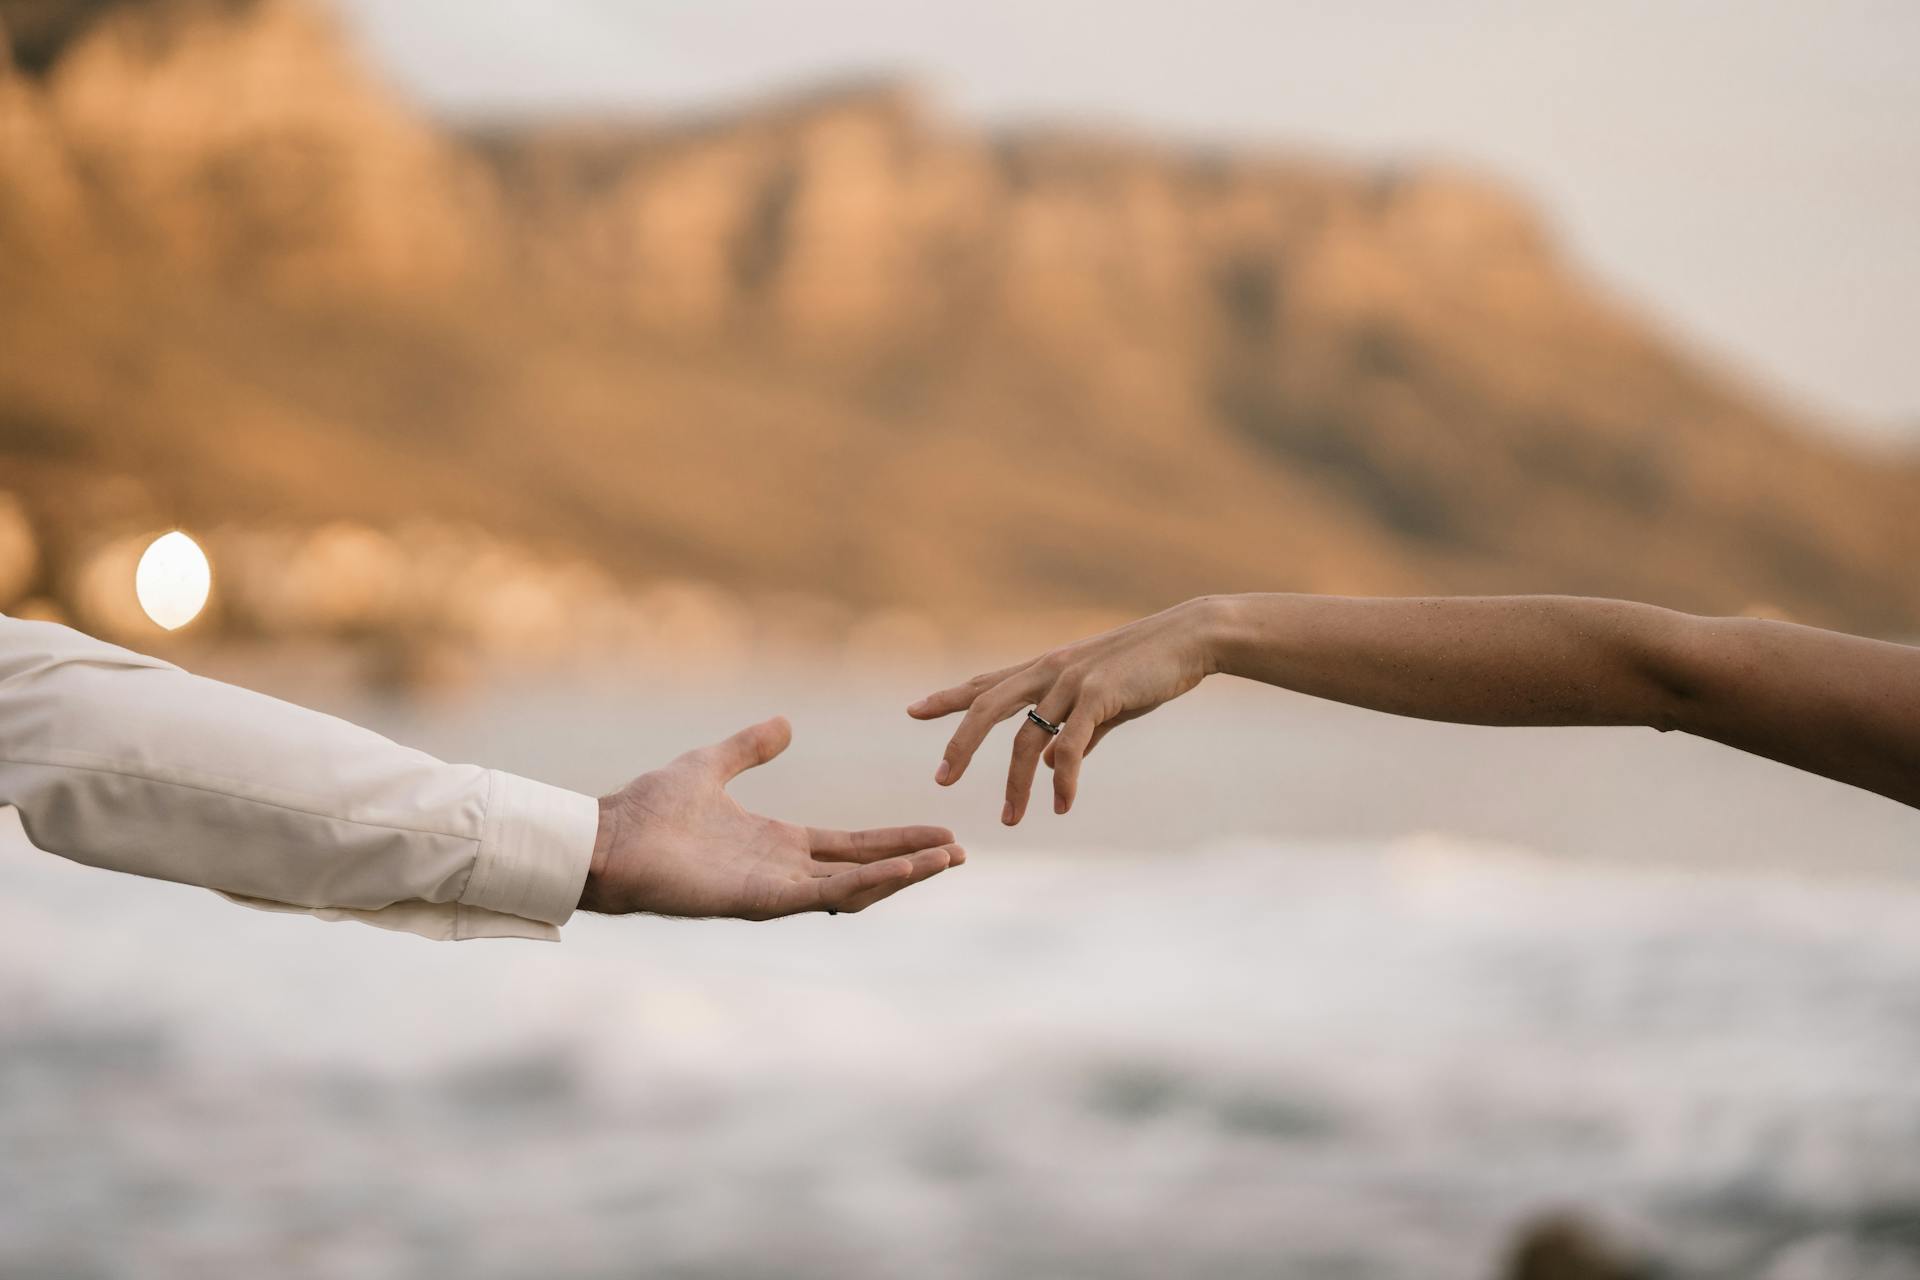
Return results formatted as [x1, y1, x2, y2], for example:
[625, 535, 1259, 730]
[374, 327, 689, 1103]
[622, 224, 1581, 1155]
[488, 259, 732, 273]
[581, 717, 963, 919]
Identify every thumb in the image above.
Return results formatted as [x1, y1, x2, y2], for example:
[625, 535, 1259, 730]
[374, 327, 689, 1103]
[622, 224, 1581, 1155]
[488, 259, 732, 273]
[699, 715, 793, 782]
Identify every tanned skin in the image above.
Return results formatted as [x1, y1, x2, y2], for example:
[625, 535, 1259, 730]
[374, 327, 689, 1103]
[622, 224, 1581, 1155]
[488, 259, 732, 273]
[909, 595, 1920, 825]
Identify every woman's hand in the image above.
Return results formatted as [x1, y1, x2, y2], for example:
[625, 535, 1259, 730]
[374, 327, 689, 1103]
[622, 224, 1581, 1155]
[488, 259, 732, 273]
[910, 588, 1920, 832]
[908, 598, 1227, 824]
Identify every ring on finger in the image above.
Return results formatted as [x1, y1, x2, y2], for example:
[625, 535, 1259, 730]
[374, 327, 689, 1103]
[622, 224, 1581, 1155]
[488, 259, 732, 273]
[1026, 708, 1063, 736]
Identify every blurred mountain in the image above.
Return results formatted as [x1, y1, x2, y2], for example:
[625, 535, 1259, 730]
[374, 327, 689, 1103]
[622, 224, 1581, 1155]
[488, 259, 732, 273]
[3, 0, 1916, 634]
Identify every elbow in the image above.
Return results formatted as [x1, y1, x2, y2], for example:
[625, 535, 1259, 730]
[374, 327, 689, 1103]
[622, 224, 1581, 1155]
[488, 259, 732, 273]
[1644, 661, 1698, 734]
[1629, 607, 1720, 736]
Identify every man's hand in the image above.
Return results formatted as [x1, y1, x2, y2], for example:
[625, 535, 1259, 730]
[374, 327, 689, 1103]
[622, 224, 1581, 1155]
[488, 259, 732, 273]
[579, 716, 964, 919]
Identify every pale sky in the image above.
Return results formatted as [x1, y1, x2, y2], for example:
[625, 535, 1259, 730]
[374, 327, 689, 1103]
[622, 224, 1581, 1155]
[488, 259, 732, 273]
[336, 0, 1920, 443]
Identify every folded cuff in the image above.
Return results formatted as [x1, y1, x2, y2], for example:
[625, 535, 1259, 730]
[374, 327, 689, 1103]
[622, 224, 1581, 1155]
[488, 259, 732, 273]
[219, 893, 564, 942]
[462, 771, 599, 928]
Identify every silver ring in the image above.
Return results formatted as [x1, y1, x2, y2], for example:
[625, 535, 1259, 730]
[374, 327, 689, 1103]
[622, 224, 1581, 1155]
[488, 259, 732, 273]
[1026, 708, 1063, 736]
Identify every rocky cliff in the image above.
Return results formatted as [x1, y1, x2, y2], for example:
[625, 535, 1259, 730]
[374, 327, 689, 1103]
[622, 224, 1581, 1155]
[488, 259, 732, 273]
[3, 0, 1916, 638]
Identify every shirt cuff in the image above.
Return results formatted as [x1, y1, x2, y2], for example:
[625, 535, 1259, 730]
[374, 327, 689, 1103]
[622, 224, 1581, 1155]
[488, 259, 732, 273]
[219, 893, 565, 942]
[462, 770, 599, 928]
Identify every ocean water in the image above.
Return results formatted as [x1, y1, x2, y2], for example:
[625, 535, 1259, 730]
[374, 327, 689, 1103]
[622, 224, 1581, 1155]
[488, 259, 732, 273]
[4, 667, 1920, 1279]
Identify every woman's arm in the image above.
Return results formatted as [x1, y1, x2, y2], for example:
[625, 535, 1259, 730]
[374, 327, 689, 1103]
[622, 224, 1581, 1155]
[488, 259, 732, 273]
[909, 594, 1920, 824]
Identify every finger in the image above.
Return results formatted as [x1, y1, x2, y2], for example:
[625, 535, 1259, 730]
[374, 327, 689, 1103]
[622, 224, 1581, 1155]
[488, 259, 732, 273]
[832, 864, 945, 912]
[819, 844, 970, 909]
[832, 880, 913, 912]
[907, 662, 1027, 720]
[691, 716, 793, 782]
[937, 670, 1049, 786]
[1049, 708, 1101, 815]
[1043, 706, 1142, 767]
[1004, 683, 1076, 826]
[1085, 708, 1146, 755]
[802, 844, 963, 916]
[807, 824, 957, 863]
[806, 844, 960, 875]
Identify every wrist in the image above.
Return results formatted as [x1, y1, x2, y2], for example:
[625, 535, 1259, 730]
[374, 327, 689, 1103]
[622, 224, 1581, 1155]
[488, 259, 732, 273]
[1185, 593, 1257, 678]
[580, 793, 621, 912]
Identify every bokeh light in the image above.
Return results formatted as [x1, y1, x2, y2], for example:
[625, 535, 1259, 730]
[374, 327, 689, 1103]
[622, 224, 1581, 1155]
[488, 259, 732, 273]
[134, 530, 211, 631]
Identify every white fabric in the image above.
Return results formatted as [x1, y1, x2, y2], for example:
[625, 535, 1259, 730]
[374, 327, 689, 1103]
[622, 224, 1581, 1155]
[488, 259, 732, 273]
[0, 615, 596, 941]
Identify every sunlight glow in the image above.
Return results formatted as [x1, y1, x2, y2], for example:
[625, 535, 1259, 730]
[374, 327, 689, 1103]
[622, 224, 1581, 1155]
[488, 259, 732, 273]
[135, 531, 211, 631]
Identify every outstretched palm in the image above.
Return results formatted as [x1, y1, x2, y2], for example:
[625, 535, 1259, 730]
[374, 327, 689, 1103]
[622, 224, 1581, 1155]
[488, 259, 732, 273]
[581, 717, 963, 919]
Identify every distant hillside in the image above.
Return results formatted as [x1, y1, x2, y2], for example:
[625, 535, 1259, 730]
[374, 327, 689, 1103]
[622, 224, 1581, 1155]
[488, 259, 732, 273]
[3, 0, 1917, 637]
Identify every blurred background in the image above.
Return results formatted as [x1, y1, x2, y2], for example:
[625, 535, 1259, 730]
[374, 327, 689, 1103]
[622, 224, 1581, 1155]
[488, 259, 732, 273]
[3, 1, 1919, 1276]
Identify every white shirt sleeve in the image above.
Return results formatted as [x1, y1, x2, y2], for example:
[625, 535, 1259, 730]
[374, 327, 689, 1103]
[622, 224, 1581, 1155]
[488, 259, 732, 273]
[0, 615, 597, 942]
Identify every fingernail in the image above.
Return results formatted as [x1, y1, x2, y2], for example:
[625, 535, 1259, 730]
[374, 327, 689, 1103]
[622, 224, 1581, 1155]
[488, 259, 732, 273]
[1001, 801, 1015, 825]
[907, 699, 927, 715]
[935, 760, 951, 785]
[1054, 795, 1067, 814]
